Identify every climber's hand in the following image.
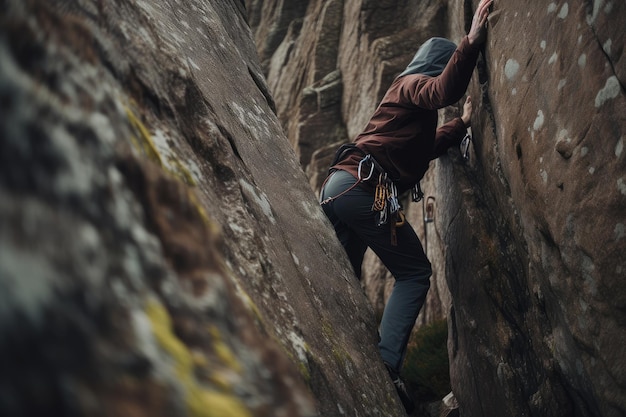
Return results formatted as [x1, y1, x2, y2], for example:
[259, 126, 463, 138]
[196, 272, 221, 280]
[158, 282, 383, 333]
[461, 96, 472, 127]
[468, 0, 493, 45]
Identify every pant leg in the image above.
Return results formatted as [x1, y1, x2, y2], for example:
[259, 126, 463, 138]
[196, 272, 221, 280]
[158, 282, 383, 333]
[372, 225, 431, 372]
[320, 171, 368, 278]
[322, 170, 432, 371]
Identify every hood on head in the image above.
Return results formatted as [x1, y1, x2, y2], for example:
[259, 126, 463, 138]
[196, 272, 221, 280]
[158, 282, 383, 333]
[399, 37, 457, 77]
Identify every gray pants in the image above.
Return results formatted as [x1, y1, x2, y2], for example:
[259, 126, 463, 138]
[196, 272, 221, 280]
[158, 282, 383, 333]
[321, 169, 432, 372]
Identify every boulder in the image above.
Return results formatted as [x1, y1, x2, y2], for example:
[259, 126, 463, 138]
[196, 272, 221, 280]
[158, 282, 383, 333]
[0, 0, 406, 416]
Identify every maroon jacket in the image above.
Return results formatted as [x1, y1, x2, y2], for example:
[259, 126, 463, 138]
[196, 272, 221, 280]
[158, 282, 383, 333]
[332, 35, 480, 193]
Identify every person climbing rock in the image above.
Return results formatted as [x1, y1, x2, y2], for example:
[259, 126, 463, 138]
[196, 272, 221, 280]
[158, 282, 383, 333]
[320, 0, 494, 413]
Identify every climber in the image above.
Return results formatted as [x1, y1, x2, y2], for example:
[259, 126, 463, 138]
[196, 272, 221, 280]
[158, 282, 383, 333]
[319, 0, 494, 413]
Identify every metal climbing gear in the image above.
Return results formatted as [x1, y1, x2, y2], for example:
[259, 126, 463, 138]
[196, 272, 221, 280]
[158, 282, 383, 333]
[411, 182, 424, 202]
[372, 174, 388, 212]
[358, 154, 376, 181]
[320, 143, 415, 246]
[319, 153, 382, 205]
[460, 132, 472, 162]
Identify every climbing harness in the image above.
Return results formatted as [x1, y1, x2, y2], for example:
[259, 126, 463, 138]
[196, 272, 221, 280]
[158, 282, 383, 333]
[322, 129, 472, 245]
[319, 154, 375, 205]
[319, 146, 378, 206]
[320, 144, 412, 245]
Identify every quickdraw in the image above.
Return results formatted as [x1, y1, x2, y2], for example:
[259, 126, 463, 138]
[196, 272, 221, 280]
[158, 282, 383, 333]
[372, 174, 388, 212]
[372, 174, 406, 246]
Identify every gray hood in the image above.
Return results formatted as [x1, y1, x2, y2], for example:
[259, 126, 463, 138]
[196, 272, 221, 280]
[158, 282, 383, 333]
[399, 37, 457, 77]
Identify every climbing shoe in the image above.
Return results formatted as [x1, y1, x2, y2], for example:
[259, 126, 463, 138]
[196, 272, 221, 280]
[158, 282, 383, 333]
[385, 363, 415, 414]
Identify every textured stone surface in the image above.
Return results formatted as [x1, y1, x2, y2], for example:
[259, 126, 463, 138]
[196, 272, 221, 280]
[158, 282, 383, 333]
[249, 0, 626, 416]
[452, 2, 626, 416]
[0, 1, 406, 416]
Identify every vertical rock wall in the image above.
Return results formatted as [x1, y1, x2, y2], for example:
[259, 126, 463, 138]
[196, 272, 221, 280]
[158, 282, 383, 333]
[452, 2, 625, 416]
[249, 0, 626, 416]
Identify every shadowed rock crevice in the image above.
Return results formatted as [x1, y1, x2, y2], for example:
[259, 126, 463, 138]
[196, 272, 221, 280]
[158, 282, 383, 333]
[249, 65, 278, 114]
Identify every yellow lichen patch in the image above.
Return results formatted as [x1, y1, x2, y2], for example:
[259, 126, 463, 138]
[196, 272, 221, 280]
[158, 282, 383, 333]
[233, 282, 265, 325]
[124, 105, 194, 187]
[191, 350, 209, 368]
[146, 298, 192, 378]
[169, 156, 197, 186]
[145, 299, 251, 417]
[123, 106, 218, 238]
[208, 325, 242, 373]
[187, 189, 217, 231]
[125, 106, 163, 166]
[208, 371, 232, 392]
[331, 346, 350, 366]
[188, 389, 251, 417]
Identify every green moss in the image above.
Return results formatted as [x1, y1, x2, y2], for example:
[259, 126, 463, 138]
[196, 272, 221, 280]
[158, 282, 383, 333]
[145, 299, 251, 417]
[321, 321, 334, 340]
[298, 361, 311, 383]
[323, 321, 348, 366]
[331, 346, 351, 368]
[402, 319, 450, 400]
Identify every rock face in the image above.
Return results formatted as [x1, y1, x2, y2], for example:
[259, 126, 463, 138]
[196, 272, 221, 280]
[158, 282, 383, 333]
[248, 0, 626, 416]
[0, 1, 406, 416]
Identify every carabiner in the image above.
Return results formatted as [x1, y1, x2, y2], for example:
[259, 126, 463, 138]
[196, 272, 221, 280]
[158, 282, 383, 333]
[357, 155, 375, 181]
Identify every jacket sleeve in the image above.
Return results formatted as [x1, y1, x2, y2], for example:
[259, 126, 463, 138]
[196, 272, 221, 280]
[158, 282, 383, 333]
[399, 36, 480, 109]
[431, 117, 467, 159]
